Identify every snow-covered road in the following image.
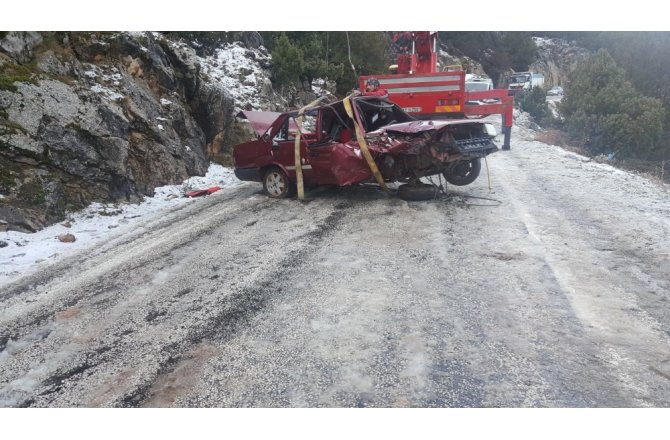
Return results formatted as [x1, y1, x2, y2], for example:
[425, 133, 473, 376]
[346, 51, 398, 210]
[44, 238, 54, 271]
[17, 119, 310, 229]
[1, 129, 669, 407]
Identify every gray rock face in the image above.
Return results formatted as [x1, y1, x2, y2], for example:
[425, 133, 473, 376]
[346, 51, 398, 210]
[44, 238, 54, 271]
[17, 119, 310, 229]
[240, 32, 263, 50]
[0, 32, 43, 64]
[0, 32, 238, 232]
[530, 38, 590, 88]
[438, 47, 487, 76]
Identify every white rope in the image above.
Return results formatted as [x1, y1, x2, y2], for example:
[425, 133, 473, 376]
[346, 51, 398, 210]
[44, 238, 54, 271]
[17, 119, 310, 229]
[346, 31, 357, 79]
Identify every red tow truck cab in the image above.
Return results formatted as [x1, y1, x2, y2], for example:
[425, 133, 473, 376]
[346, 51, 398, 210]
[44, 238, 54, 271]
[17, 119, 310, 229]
[359, 31, 514, 150]
[358, 71, 467, 120]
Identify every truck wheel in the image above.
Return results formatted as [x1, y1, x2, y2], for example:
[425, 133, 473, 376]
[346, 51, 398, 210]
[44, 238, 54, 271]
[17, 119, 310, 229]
[263, 167, 294, 198]
[398, 183, 438, 201]
[444, 159, 481, 186]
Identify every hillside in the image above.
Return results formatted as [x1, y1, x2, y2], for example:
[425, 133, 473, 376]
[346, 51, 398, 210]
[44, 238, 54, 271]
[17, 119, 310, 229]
[0, 31, 307, 232]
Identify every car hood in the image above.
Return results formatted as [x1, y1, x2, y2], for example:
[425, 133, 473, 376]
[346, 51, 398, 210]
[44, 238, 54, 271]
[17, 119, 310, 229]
[237, 111, 298, 136]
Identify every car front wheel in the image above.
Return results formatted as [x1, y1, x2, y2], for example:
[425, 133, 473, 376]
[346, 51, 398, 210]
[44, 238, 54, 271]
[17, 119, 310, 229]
[263, 167, 294, 198]
[443, 159, 482, 186]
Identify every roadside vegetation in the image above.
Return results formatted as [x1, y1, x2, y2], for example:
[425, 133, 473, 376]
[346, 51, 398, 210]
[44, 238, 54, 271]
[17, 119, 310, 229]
[561, 50, 665, 161]
[536, 32, 670, 181]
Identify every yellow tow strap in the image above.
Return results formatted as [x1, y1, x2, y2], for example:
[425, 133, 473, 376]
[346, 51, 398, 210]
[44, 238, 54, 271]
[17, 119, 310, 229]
[293, 96, 330, 200]
[342, 96, 389, 192]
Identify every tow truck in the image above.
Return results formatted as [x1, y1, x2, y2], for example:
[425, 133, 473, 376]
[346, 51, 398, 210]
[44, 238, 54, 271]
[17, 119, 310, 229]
[358, 31, 513, 150]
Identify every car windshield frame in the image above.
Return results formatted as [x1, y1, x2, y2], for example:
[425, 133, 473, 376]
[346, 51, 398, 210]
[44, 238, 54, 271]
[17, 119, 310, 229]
[353, 97, 415, 133]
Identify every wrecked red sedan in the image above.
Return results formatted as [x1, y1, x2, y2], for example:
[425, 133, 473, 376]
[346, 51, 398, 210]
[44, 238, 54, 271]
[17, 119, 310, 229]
[233, 96, 498, 200]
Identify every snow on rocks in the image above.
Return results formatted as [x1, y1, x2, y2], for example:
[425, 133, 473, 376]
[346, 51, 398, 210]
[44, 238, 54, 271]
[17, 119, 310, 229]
[102, 69, 123, 86]
[82, 63, 125, 101]
[0, 164, 245, 287]
[532, 37, 554, 48]
[311, 78, 336, 98]
[90, 84, 124, 101]
[547, 99, 561, 120]
[199, 42, 274, 113]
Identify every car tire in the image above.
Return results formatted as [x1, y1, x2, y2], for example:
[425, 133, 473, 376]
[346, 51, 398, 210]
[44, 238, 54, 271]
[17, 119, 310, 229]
[263, 167, 294, 199]
[444, 159, 481, 186]
[398, 183, 438, 201]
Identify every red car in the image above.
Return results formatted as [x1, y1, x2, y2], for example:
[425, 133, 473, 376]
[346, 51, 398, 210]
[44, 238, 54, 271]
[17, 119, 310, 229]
[233, 96, 498, 200]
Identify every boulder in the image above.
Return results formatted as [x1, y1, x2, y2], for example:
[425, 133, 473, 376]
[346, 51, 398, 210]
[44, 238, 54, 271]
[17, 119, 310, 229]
[0, 32, 43, 64]
[0, 32, 211, 232]
[241, 32, 263, 50]
[57, 233, 76, 243]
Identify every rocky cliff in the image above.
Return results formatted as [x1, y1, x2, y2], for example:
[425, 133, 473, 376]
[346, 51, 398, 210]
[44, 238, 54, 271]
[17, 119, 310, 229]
[530, 37, 591, 88]
[0, 31, 282, 233]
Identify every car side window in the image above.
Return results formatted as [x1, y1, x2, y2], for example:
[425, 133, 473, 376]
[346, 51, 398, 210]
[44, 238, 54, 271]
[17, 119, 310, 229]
[273, 118, 295, 142]
[302, 113, 317, 135]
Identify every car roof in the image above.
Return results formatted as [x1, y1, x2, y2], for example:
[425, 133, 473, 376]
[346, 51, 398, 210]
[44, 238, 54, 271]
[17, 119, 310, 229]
[237, 96, 398, 136]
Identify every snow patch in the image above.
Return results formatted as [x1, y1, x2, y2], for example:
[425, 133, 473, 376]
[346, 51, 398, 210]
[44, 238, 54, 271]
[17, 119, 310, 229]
[0, 164, 245, 287]
[199, 42, 272, 113]
[90, 84, 124, 101]
[160, 98, 172, 106]
[102, 70, 122, 86]
[311, 78, 335, 98]
[547, 99, 561, 119]
[125, 31, 150, 38]
[532, 37, 554, 48]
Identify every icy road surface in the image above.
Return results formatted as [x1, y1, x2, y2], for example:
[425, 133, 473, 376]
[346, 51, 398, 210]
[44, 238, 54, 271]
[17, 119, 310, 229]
[1, 133, 670, 407]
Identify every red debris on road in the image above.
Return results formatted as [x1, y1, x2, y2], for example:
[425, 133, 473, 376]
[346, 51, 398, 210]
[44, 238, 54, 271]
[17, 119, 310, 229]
[184, 186, 222, 198]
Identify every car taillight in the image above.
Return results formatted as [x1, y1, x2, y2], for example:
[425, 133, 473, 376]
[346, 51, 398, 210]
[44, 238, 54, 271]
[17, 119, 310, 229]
[438, 99, 459, 106]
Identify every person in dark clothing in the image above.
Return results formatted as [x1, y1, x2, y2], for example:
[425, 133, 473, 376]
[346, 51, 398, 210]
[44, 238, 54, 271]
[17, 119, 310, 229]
[362, 77, 388, 97]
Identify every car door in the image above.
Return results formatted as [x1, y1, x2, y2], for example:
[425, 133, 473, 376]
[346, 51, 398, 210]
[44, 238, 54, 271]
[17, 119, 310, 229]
[306, 141, 337, 185]
[268, 116, 314, 181]
[305, 108, 346, 185]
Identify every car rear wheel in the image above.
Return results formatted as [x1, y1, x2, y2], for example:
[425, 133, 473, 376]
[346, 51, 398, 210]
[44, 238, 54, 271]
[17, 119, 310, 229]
[263, 167, 294, 198]
[444, 159, 481, 186]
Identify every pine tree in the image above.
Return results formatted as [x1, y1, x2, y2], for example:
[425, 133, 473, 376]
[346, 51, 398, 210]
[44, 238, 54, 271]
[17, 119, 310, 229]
[561, 49, 665, 159]
[270, 33, 305, 89]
